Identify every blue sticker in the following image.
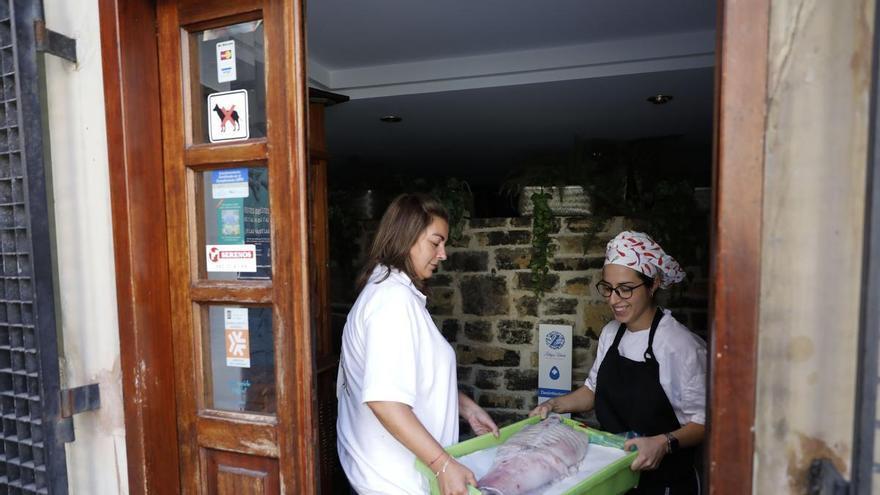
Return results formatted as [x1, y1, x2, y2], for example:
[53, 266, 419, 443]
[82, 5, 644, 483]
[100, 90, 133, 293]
[549, 366, 560, 380]
[212, 168, 248, 185]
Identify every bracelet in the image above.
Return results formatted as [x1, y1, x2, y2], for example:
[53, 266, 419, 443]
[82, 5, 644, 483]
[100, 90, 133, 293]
[428, 451, 445, 467]
[433, 457, 451, 478]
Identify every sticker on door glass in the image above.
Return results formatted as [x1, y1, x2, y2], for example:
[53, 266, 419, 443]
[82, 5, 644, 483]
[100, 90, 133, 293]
[224, 307, 250, 368]
[216, 40, 237, 83]
[208, 90, 249, 143]
[206, 244, 257, 272]
[216, 198, 244, 244]
[211, 168, 249, 199]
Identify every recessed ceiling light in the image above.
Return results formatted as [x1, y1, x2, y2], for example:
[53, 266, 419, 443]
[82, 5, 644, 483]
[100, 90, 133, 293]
[380, 115, 402, 123]
[646, 94, 673, 105]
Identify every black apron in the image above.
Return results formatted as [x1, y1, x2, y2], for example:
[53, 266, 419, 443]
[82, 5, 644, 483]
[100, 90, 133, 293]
[594, 308, 698, 495]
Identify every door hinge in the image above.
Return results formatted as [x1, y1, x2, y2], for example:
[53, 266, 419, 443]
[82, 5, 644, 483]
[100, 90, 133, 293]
[808, 458, 850, 495]
[34, 19, 76, 63]
[60, 383, 100, 418]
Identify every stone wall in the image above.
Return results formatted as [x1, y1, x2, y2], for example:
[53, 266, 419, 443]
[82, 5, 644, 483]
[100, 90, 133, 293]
[425, 216, 709, 429]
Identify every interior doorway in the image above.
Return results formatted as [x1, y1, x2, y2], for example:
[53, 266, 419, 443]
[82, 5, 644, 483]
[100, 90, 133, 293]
[305, 2, 721, 493]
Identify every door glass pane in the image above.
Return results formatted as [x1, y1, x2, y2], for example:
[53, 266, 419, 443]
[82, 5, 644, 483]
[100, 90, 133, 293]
[198, 166, 272, 280]
[203, 305, 275, 414]
[189, 20, 266, 144]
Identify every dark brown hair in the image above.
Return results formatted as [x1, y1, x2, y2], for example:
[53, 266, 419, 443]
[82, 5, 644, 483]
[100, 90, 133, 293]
[355, 193, 449, 293]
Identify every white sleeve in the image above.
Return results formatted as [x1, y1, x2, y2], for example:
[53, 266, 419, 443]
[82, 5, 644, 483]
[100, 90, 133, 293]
[585, 325, 613, 392]
[360, 288, 421, 406]
[675, 337, 708, 425]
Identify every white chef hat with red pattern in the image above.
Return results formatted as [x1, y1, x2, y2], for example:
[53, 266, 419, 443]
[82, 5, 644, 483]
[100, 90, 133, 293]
[604, 231, 686, 289]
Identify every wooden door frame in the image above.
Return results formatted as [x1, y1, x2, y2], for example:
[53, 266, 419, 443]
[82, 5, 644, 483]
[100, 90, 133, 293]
[98, 0, 769, 492]
[707, 0, 769, 493]
[100, 0, 316, 492]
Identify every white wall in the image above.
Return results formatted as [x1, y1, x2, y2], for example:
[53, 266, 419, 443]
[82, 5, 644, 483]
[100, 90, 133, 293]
[43, 0, 128, 493]
[754, 0, 875, 492]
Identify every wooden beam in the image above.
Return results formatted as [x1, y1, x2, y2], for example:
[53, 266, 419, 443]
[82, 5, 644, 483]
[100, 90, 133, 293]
[708, 0, 770, 493]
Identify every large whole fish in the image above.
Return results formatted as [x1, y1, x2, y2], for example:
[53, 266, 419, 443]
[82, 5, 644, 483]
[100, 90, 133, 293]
[477, 415, 590, 495]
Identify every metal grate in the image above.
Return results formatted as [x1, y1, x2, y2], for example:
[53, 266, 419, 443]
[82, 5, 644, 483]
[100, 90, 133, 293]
[0, 0, 69, 493]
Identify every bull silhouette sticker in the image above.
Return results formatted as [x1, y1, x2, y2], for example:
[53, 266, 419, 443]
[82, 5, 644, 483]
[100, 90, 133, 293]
[208, 89, 249, 143]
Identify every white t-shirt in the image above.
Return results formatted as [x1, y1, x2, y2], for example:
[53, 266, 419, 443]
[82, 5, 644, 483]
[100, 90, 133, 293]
[585, 309, 707, 426]
[337, 265, 459, 495]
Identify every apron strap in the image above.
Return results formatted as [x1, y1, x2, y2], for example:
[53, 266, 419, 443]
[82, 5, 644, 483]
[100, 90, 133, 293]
[644, 307, 664, 361]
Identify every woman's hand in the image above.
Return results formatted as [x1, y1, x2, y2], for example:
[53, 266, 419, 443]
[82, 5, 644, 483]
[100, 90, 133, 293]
[528, 399, 555, 419]
[465, 405, 499, 437]
[459, 392, 499, 437]
[436, 456, 477, 495]
[624, 435, 667, 471]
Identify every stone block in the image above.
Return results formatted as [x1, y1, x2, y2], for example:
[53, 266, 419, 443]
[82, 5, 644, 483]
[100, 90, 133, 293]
[510, 216, 560, 233]
[583, 303, 613, 336]
[475, 369, 501, 389]
[428, 273, 453, 288]
[442, 319, 460, 342]
[468, 218, 508, 229]
[555, 235, 587, 255]
[510, 216, 532, 228]
[565, 217, 602, 233]
[461, 276, 509, 316]
[448, 234, 472, 249]
[477, 231, 531, 246]
[516, 271, 559, 291]
[543, 297, 579, 315]
[445, 251, 488, 272]
[497, 320, 534, 345]
[530, 352, 539, 368]
[457, 365, 472, 381]
[505, 369, 538, 391]
[457, 345, 520, 366]
[551, 257, 604, 271]
[494, 248, 531, 270]
[464, 320, 493, 342]
[515, 295, 538, 317]
[563, 276, 593, 296]
[427, 287, 455, 315]
[573, 335, 593, 350]
[477, 392, 525, 410]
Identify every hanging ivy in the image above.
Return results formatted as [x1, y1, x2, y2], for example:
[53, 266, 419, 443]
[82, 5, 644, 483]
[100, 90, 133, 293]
[529, 190, 556, 300]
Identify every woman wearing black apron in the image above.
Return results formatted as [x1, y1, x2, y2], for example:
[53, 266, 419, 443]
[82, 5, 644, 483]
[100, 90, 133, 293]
[530, 231, 706, 494]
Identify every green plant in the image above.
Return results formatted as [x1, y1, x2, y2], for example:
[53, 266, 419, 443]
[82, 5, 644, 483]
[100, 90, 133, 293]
[528, 190, 556, 300]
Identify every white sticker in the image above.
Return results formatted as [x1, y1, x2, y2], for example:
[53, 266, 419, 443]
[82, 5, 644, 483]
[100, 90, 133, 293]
[208, 90, 249, 143]
[225, 307, 250, 368]
[216, 40, 237, 83]
[206, 244, 257, 272]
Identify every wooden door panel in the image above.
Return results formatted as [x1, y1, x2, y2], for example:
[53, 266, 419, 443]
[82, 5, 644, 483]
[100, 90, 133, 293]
[157, 0, 315, 492]
[205, 449, 279, 495]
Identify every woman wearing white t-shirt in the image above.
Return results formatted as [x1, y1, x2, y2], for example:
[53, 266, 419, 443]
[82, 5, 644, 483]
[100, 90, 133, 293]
[337, 193, 498, 495]
[529, 231, 706, 495]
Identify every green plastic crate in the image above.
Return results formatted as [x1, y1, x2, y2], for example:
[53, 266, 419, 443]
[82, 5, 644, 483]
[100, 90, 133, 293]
[416, 416, 639, 495]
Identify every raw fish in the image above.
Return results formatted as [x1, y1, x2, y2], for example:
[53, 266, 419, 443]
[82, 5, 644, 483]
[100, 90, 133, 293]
[477, 415, 590, 495]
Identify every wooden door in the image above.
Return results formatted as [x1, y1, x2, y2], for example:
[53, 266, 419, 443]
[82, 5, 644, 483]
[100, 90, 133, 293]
[155, 0, 315, 493]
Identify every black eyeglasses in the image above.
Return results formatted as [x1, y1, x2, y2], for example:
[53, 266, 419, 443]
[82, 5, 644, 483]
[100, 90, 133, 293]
[594, 282, 646, 299]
